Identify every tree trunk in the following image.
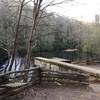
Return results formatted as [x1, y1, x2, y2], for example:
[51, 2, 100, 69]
[24, 0, 43, 82]
[8, 0, 25, 71]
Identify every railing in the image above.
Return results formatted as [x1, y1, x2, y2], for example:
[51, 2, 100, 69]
[35, 57, 100, 78]
[41, 69, 89, 84]
[35, 57, 92, 84]
[1, 56, 100, 87]
[0, 66, 41, 85]
[0, 66, 42, 99]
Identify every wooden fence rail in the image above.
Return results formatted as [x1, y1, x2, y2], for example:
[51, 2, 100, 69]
[1, 56, 100, 89]
[0, 67, 40, 76]
[0, 66, 41, 85]
[41, 69, 89, 85]
[0, 66, 42, 99]
[35, 57, 100, 78]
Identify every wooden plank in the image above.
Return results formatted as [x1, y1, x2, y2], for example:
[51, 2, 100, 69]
[42, 75, 88, 81]
[42, 70, 88, 76]
[42, 72, 89, 82]
[0, 82, 27, 88]
[0, 67, 40, 77]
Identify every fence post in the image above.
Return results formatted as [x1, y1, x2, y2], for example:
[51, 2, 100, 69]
[38, 67, 42, 84]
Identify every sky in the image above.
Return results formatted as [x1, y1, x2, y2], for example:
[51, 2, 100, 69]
[46, 0, 100, 22]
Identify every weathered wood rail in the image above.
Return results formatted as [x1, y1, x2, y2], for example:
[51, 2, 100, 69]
[0, 66, 41, 99]
[41, 70, 89, 85]
[35, 57, 100, 84]
[0, 66, 41, 84]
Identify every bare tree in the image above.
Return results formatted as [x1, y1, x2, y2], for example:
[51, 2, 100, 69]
[8, 0, 25, 71]
[25, 0, 43, 70]
[25, 0, 74, 71]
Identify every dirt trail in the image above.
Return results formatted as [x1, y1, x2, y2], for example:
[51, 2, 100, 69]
[6, 82, 100, 100]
